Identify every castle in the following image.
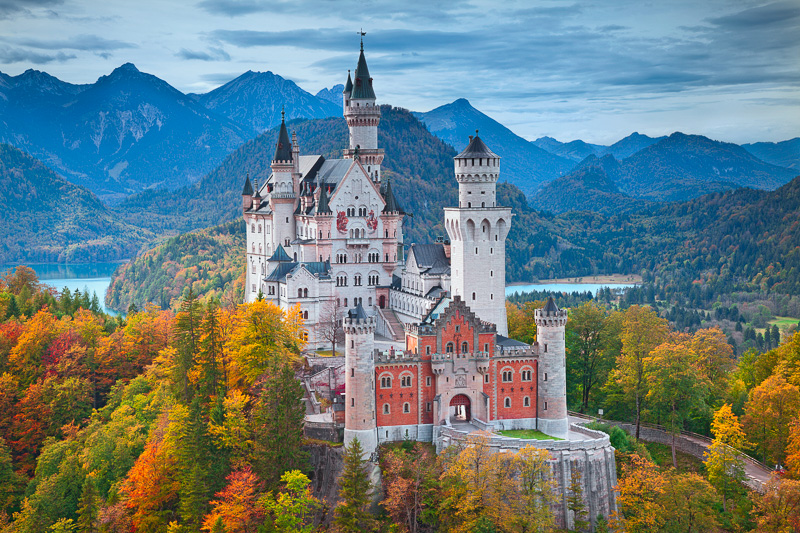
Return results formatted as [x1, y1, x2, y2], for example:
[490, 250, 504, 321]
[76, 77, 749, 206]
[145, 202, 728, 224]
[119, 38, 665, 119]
[243, 39, 617, 530]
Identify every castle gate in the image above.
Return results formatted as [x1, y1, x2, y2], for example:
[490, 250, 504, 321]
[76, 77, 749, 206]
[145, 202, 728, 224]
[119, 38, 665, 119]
[450, 394, 471, 422]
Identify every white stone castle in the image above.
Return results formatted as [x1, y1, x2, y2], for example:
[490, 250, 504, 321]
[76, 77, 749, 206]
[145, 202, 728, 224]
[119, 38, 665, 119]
[242, 38, 510, 344]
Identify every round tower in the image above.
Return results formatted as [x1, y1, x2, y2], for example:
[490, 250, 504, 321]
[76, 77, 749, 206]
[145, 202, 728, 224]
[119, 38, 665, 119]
[534, 297, 569, 439]
[269, 112, 297, 254]
[343, 303, 378, 455]
[343, 36, 384, 182]
[444, 133, 511, 335]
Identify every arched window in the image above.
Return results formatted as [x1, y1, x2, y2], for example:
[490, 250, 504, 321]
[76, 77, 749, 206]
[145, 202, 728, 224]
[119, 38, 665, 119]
[401, 374, 412, 387]
[383, 404, 390, 414]
[403, 403, 410, 413]
[461, 342, 469, 353]
[303, 288, 308, 298]
[380, 375, 392, 388]
[504, 397, 511, 408]
[523, 396, 530, 407]
[303, 310, 309, 320]
[446, 342, 454, 353]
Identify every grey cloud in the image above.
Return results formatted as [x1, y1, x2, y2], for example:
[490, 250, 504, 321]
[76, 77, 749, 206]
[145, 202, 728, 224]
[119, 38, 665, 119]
[709, 1, 800, 29]
[176, 47, 231, 61]
[0, 0, 62, 18]
[13, 34, 137, 51]
[0, 45, 74, 64]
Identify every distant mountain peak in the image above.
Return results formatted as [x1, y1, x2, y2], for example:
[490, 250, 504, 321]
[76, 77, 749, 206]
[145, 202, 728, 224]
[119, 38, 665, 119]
[115, 62, 140, 73]
[451, 97, 472, 106]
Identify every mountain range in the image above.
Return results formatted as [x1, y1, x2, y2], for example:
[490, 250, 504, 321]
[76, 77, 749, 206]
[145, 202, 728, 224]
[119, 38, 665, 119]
[0, 65, 342, 203]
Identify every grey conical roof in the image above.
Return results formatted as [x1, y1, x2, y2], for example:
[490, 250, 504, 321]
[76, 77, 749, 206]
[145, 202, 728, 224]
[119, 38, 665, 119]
[455, 132, 498, 159]
[348, 302, 368, 320]
[543, 296, 560, 315]
[316, 180, 332, 214]
[382, 178, 403, 213]
[351, 47, 375, 100]
[268, 245, 292, 262]
[272, 114, 293, 162]
[344, 70, 353, 94]
[242, 173, 253, 196]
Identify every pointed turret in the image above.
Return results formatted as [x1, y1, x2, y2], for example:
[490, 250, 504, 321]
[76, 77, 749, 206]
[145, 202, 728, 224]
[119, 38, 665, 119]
[382, 178, 403, 214]
[272, 109, 293, 163]
[242, 173, 253, 196]
[317, 180, 332, 214]
[455, 131, 499, 160]
[268, 245, 292, 262]
[351, 46, 376, 100]
[344, 70, 353, 95]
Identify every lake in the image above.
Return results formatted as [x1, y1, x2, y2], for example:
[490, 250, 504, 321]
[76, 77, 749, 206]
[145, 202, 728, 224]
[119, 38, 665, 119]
[0, 262, 123, 314]
[505, 282, 638, 297]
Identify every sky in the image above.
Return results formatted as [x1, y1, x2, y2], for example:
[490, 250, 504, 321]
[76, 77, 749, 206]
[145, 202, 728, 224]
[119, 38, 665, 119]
[0, 0, 798, 145]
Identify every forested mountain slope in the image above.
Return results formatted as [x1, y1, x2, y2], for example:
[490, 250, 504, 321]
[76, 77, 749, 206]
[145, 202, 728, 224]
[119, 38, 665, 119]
[0, 143, 152, 263]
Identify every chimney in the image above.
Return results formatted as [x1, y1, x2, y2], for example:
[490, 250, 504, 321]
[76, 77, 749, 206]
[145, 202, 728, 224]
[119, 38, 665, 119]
[468, 135, 473, 142]
[443, 239, 451, 259]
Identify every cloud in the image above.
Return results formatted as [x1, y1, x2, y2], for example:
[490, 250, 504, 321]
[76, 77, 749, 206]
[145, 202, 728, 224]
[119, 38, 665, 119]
[0, 44, 74, 64]
[708, 1, 800, 29]
[0, 0, 62, 19]
[12, 33, 137, 51]
[176, 47, 231, 61]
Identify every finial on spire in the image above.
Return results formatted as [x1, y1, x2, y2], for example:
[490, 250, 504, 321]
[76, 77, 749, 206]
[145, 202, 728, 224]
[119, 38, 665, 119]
[475, 129, 479, 137]
[359, 28, 366, 51]
[281, 106, 285, 122]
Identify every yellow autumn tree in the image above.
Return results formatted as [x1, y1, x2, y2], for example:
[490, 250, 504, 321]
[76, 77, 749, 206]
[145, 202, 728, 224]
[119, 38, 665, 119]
[611, 453, 666, 533]
[704, 403, 747, 511]
[742, 373, 800, 465]
[225, 301, 305, 390]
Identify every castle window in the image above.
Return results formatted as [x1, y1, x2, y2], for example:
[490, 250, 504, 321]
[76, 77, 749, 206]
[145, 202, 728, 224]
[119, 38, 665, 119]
[344, 298, 348, 307]
[468, 202, 471, 208]
[475, 248, 478, 254]
[320, 230, 323, 238]
[484, 374, 490, 383]
[298, 288, 303, 298]
[269, 286, 275, 295]
[403, 403, 410, 413]
[258, 224, 262, 233]
[544, 373, 548, 381]
[446, 342, 454, 353]
[521, 370, 532, 381]
[461, 342, 469, 353]
[504, 397, 511, 408]
[426, 376, 431, 387]
[481, 202, 485, 208]
[502, 370, 513, 382]
[351, 398, 355, 407]
[351, 368, 354, 377]
[401, 375, 412, 387]
[381, 376, 392, 388]
[544, 402, 548, 411]
[303, 311, 308, 320]
[425, 346, 431, 355]
[251, 284, 256, 292]
[484, 343, 489, 352]
[472, 292, 476, 300]
[251, 224, 255, 232]
[383, 404, 390, 414]
[426, 402, 432, 412]
[544, 344, 548, 353]
[524, 396, 530, 407]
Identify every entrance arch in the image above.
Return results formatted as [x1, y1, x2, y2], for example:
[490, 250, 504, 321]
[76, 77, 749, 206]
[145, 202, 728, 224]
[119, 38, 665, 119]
[379, 295, 386, 309]
[450, 394, 471, 422]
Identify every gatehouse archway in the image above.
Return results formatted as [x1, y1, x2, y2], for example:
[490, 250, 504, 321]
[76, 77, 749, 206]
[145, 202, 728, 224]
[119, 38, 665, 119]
[450, 394, 471, 422]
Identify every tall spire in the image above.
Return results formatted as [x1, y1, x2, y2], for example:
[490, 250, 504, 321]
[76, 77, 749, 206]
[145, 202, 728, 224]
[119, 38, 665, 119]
[242, 172, 253, 196]
[344, 69, 353, 94]
[382, 178, 402, 213]
[317, 179, 332, 214]
[351, 32, 375, 100]
[272, 109, 292, 162]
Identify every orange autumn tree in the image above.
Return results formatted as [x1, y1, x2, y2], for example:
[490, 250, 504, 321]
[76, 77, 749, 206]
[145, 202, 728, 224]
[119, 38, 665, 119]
[786, 418, 800, 478]
[120, 414, 180, 532]
[202, 466, 264, 533]
[611, 454, 666, 533]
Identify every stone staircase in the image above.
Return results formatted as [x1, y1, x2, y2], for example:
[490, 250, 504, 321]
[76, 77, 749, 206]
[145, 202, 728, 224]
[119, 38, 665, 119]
[377, 307, 405, 342]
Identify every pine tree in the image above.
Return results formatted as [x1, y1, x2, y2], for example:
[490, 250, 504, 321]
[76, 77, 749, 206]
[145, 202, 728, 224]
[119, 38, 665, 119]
[251, 360, 307, 487]
[567, 469, 589, 532]
[333, 437, 374, 533]
[76, 476, 98, 533]
[174, 288, 202, 403]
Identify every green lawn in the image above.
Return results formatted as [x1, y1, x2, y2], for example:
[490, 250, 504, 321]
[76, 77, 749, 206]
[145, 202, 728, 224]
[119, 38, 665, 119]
[769, 316, 799, 329]
[497, 429, 563, 441]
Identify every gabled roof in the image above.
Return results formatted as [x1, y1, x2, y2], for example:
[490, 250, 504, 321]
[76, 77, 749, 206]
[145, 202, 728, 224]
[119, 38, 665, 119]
[272, 113, 293, 162]
[264, 261, 332, 283]
[408, 244, 449, 271]
[242, 173, 253, 196]
[265, 262, 296, 282]
[351, 46, 375, 100]
[496, 335, 529, 348]
[421, 296, 451, 325]
[268, 245, 292, 262]
[455, 133, 498, 159]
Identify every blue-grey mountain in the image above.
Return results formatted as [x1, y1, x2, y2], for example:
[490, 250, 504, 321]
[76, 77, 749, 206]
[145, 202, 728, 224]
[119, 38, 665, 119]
[315, 84, 345, 106]
[415, 98, 574, 196]
[532, 136, 606, 162]
[742, 137, 800, 170]
[192, 71, 341, 134]
[0, 64, 252, 204]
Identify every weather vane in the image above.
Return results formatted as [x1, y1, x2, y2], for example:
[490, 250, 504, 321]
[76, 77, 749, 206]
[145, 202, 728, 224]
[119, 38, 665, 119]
[359, 28, 366, 50]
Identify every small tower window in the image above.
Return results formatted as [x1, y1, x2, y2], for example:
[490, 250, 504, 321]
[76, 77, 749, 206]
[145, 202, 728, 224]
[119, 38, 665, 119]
[403, 403, 410, 413]
[524, 396, 530, 407]
[504, 397, 511, 408]
[472, 292, 476, 300]
[383, 404, 390, 414]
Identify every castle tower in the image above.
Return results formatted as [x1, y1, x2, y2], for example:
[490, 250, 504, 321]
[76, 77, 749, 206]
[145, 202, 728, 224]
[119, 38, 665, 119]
[534, 297, 569, 439]
[343, 303, 378, 455]
[269, 111, 297, 253]
[343, 36, 384, 183]
[444, 133, 511, 335]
